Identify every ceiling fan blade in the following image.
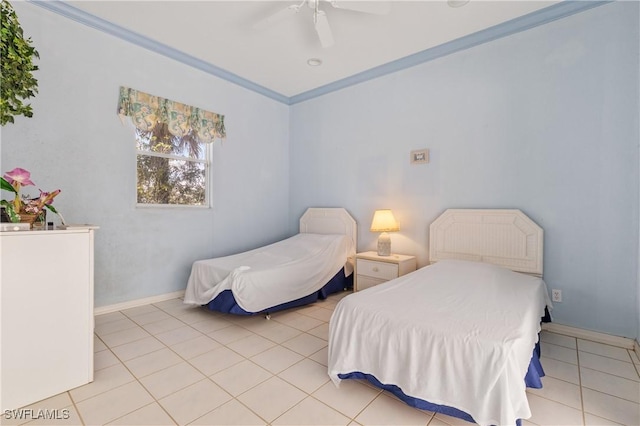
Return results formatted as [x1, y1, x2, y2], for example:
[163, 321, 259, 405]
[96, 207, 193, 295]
[447, 0, 471, 8]
[253, 4, 300, 30]
[329, 1, 391, 15]
[314, 10, 334, 48]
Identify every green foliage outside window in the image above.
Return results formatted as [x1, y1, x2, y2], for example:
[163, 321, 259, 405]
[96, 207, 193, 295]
[136, 122, 207, 206]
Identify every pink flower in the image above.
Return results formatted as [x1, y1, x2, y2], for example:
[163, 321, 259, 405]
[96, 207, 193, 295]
[2, 168, 36, 211]
[37, 189, 61, 206]
[3, 167, 35, 188]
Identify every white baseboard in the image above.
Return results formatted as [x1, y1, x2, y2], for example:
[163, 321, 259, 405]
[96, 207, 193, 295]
[542, 322, 635, 350]
[94, 290, 185, 316]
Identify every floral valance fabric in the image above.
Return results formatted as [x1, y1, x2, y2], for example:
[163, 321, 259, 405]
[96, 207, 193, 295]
[117, 87, 225, 143]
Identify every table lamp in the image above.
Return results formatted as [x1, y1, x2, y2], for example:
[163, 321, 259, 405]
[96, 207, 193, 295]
[370, 209, 399, 256]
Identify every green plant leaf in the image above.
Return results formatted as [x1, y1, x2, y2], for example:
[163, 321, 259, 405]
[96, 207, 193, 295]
[1, 0, 39, 125]
[0, 199, 20, 222]
[0, 176, 17, 193]
[44, 204, 58, 214]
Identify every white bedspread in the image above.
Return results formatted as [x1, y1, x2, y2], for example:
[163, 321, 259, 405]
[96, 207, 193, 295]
[184, 233, 354, 312]
[328, 259, 551, 426]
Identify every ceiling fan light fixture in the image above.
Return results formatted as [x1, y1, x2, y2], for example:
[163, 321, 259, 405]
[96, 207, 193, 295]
[307, 58, 322, 66]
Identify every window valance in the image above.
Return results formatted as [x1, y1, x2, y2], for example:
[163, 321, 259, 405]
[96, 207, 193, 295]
[117, 86, 225, 143]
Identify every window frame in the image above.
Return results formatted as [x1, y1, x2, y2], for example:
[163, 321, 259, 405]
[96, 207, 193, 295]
[134, 136, 213, 209]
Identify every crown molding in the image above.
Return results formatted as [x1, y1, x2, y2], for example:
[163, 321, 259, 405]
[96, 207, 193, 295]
[290, 1, 610, 104]
[28, 0, 290, 104]
[29, 0, 609, 106]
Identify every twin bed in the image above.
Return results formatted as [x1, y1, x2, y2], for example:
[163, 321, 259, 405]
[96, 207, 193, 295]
[185, 207, 551, 426]
[184, 208, 357, 315]
[329, 209, 551, 426]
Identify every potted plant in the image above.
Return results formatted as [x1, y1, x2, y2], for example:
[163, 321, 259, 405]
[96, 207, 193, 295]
[1, 167, 61, 228]
[1, 0, 39, 125]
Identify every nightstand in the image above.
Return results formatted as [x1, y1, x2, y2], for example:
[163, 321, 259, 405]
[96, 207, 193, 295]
[354, 251, 417, 292]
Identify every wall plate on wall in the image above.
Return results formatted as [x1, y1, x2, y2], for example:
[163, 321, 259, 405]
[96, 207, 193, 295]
[410, 149, 429, 164]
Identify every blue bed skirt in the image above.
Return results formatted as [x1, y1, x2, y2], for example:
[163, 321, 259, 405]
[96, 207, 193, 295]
[338, 341, 544, 426]
[205, 268, 352, 315]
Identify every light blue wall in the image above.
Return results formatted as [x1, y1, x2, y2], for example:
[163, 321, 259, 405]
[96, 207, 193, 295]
[1, 3, 291, 307]
[290, 2, 639, 338]
[3, 2, 638, 339]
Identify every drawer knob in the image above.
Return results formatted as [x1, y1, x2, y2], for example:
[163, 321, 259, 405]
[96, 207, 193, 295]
[373, 267, 379, 272]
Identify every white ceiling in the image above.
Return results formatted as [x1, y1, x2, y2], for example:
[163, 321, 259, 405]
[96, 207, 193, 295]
[55, 1, 561, 100]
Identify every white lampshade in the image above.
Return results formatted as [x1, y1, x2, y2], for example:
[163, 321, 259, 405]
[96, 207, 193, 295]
[370, 209, 400, 233]
[370, 210, 399, 256]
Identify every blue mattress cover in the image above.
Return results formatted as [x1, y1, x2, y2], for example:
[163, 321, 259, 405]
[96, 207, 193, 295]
[338, 341, 544, 426]
[205, 268, 351, 315]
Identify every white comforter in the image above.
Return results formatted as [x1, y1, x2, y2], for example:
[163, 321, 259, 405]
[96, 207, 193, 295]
[184, 233, 354, 312]
[328, 259, 551, 426]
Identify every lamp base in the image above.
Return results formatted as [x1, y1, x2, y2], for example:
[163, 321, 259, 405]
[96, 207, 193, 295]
[377, 232, 391, 256]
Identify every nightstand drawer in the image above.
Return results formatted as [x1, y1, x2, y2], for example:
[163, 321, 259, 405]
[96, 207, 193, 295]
[356, 275, 387, 291]
[356, 259, 398, 280]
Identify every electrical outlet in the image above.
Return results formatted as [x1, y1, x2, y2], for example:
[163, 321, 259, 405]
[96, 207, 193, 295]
[552, 289, 562, 303]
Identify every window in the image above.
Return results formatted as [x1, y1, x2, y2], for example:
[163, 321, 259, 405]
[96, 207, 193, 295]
[117, 86, 225, 207]
[135, 122, 210, 206]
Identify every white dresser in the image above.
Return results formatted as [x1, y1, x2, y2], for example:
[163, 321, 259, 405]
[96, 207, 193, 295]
[1, 229, 96, 410]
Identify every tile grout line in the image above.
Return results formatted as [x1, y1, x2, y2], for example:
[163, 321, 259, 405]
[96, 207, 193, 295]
[197, 296, 414, 425]
[97, 304, 224, 425]
[86, 338, 179, 425]
[100, 314, 233, 425]
[578, 348, 639, 365]
[10, 297, 332, 426]
[578, 365, 640, 397]
[216, 307, 334, 425]
[58, 297, 640, 426]
[541, 340, 640, 382]
[219, 300, 338, 425]
[110, 299, 337, 426]
[536, 337, 640, 424]
[575, 338, 587, 426]
[629, 349, 640, 378]
[521, 340, 578, 425]
[576, 345, 640, 425]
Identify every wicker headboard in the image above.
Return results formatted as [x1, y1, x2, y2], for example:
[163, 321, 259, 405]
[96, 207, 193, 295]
[429, 209, 543, 276]
[299, 208, 357, 248]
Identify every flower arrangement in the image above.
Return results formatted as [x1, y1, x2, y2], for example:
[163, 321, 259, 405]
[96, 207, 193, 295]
[0, 167, 61, 223]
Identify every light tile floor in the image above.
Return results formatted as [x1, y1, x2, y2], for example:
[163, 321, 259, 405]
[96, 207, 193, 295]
[3, 291, 639, 426]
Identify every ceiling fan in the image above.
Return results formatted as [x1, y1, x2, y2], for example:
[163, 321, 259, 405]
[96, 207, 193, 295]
[253, 0, 391, 48]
